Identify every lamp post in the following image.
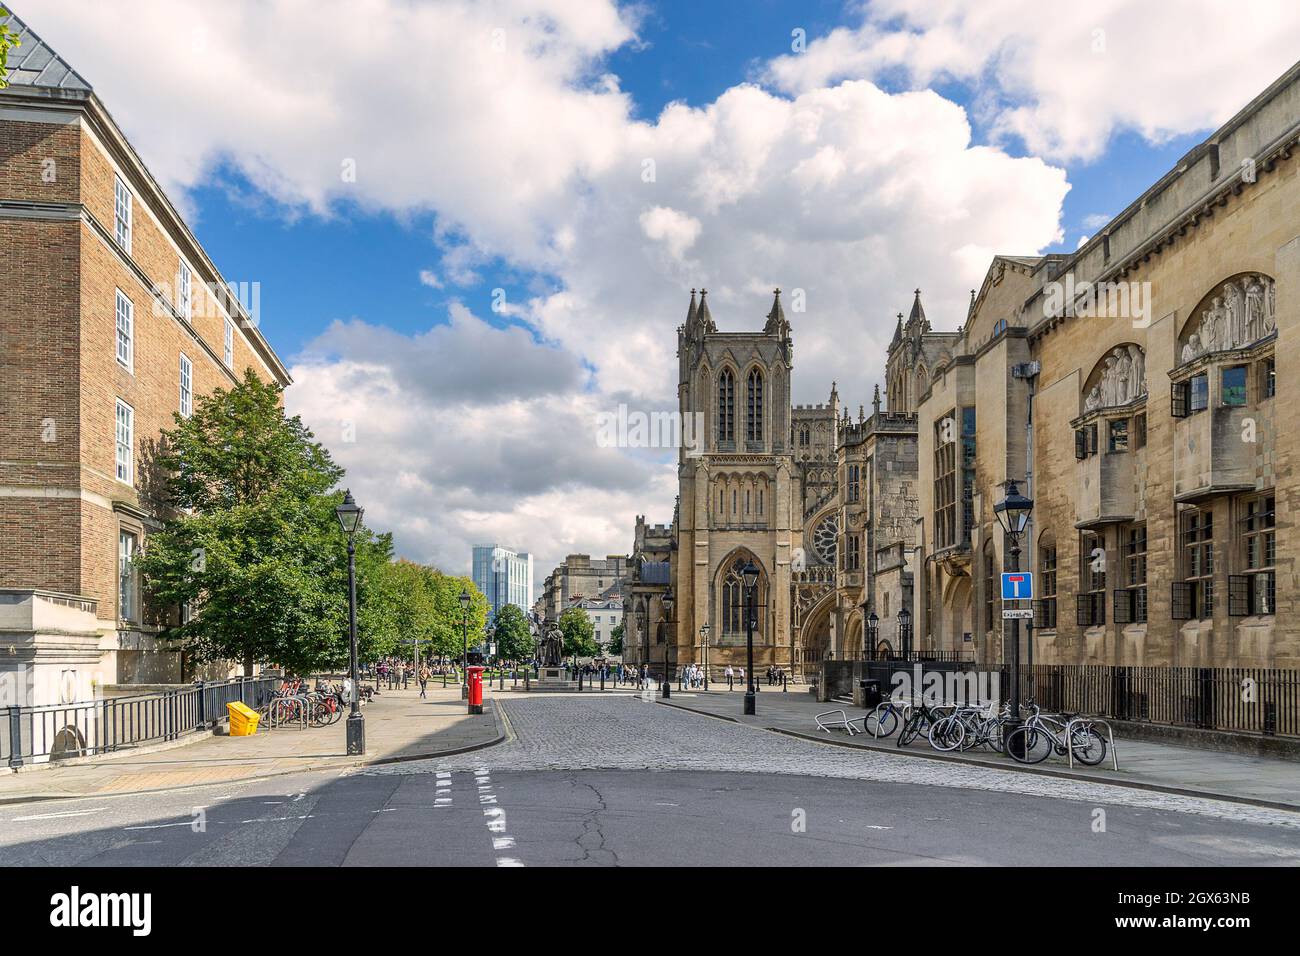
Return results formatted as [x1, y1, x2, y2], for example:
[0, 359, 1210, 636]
[994, 478, 1034, 757]
[700, 623, 711, 691]
[866, 610, 879, 661]
[660, 586, 674, 699]
[335, 489, 365, 756]
[637, 596, 648, 674]
[459, 588, 472, 700]
[740, 561, 759, 715]
[897, 606, 912, 660]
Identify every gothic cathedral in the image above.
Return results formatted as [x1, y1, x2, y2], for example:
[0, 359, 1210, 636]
[670, 288, 842, 672]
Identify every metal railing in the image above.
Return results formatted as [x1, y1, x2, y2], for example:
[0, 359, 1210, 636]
[1014, 665, 1300, 738]
[2, 676, 279, 767]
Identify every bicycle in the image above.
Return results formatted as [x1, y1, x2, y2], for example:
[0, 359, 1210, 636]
[863, 697, 912, 738]
[897, 699, 951, 747]
[1003, 705, 1108, 765]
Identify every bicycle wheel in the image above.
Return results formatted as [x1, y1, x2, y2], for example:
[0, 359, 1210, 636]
[957, 718, 985, 751]
[1068, 725, 1108, 766]
[865, 706, 899, 738]
[897, 714, 924, 747]
[1004, 725, 1052, 764]
[984, 720, 1007, 753]
[928, 715, 965, 752]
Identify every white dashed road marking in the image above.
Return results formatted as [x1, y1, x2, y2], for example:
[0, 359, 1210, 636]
[473, 770, 523, 867]
[12, 808, 106, 822]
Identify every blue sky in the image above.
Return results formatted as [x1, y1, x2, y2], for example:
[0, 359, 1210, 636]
[176, 0, 1211, 364]
[23, 0, 1300, 584]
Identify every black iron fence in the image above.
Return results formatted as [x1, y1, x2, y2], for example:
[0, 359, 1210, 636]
[1014, 665, 1300, 738]
[846, 660, 1300, 739]
[2, 676, 279, 768]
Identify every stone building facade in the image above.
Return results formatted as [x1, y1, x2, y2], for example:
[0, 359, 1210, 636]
[629, 59, 1300, 678]
[912, 61, 1300, 669]
[535, 553, 627, 625]
[0, 13, 291, 706]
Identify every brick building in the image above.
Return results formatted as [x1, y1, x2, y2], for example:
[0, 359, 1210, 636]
[0, 11, 291, 706]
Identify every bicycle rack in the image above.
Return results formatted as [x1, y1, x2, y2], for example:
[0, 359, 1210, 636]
[1065, 717, 1119, 771]
[815, 709, 857, 735]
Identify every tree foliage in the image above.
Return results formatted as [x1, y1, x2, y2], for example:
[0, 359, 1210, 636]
[492, 603, 533, 661]
[0, 9, 20, 90]
[606, 622, 624, 656]
[136, 372, 490, 675]
[559, 606, 599, 659]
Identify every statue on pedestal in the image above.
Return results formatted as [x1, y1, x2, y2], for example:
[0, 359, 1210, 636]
[541, 625, 565, 667]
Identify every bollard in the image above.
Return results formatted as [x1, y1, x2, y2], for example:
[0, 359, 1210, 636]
[782, 673, 787, 692]
[578, 670, 584, 692]
[600, 671, 605, 692]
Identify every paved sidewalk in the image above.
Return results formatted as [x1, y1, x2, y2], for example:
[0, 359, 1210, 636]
[661, 686, 1300, 809]
[0, 683, 502, 804]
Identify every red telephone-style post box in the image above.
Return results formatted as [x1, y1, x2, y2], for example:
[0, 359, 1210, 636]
[467, 666, 485, 714]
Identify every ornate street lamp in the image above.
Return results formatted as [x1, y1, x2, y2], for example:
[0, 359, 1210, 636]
[994, 479, 1034, 755]
[334, 489, 365, 756]
[660, 585, 674, 699]
[866, 610, 879, 660]
[740, 561, 760, 716]
[700, 622, 711, 691]
[897, 606, 912, 660]
[459, 588, 472, 700]
[637, 596, 648, 671]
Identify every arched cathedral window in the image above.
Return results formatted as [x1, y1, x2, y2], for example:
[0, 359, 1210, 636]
[747, 368, 764, 442]
[721, 557, 763, 637]
[718, 369, 735, 443]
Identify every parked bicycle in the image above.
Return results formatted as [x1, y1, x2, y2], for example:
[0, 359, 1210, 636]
[1002, 702, 1108, 765]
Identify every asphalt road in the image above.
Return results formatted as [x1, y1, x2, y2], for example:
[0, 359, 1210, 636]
[3, 695, 1299, 866]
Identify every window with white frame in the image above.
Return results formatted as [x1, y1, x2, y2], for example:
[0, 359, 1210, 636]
[115, 399, 134, 484]
[114, 175, 132, 252]
[178, 261, 192, 321]
[223, 317, 234, 368]
[179, 353, 193, 417]
[115, 289, 133, 371]
[119, 530, 138, 622]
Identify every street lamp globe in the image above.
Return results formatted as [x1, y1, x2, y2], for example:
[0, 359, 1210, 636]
[335, 489, 363, 537]
[458, 588, 472, 611]
[993, 479, 1034, 539]
[739, 561, 760, 591]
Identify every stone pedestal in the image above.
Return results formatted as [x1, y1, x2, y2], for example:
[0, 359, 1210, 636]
[526, 665, 579, 692]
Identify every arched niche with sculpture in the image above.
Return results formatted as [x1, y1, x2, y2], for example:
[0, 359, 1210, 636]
[1178, 273, 1277, 364]
[1082, 343, 1147, 413]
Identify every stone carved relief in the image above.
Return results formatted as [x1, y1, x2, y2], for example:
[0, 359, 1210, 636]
[1083, 344, 1147, 412]
[1179, 274, 1276, 364]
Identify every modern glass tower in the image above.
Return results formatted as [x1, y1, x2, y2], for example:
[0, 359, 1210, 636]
[471, 545, 534, 622]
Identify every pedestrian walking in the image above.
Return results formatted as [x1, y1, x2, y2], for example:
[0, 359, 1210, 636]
[418, 663, 430, 698]
[725, 664, 734, 691]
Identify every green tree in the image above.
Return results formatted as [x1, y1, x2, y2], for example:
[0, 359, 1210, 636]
[136, 372, 367, 675]
[559, 606, 598, 659]
[383, 559, 437, 662]
[491, 603, 533, 661]
[426, 570, 488, 661]
[606, 622, 624, 656]
[1, 9, 21, 90]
